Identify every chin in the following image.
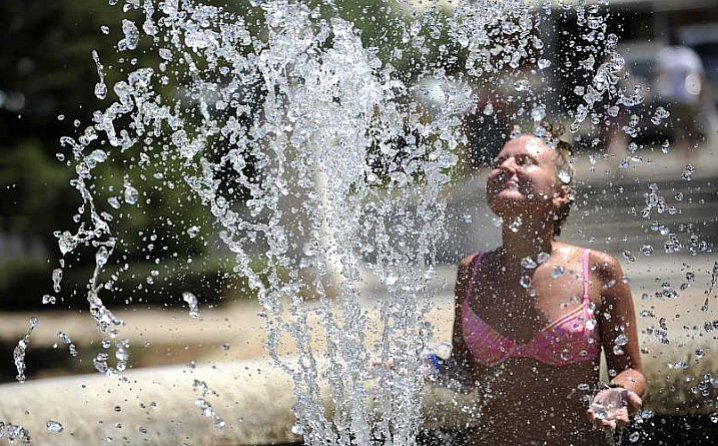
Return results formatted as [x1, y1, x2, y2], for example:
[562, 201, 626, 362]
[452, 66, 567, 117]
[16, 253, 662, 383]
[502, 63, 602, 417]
[487, 192, 527, 213]
[487, 201, 523, 221]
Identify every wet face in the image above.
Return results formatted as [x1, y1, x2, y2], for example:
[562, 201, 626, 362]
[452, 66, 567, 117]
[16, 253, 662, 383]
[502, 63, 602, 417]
[486, 135, 569, 225]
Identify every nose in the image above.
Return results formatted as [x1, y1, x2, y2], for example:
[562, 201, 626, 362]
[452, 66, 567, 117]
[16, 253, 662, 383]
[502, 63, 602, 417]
[499, 156, 518, 172]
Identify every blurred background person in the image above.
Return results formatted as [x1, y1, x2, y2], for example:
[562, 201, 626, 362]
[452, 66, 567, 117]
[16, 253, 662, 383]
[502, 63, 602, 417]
[655, 41, 716, 159]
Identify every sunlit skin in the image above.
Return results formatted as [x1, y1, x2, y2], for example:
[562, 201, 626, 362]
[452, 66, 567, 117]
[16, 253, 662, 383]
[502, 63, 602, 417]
[447, 135, 647, 445]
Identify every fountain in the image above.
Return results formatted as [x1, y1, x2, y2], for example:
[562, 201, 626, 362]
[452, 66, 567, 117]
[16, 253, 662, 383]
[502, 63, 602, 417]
[2, 0, 717, 445]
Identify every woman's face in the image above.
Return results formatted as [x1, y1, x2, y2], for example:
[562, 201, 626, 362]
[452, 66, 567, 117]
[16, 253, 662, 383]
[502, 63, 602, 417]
[486, 135, 567, 223]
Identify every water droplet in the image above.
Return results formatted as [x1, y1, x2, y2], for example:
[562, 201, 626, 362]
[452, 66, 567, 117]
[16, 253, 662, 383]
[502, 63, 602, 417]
[182, 291, 200, 319]
[186, 226, 200, 238]
[119, 19, 139, 51]
[520, 275, 532, 289]
[530, 105, 547, 123]
[640, 245, 653, 256]
[94, 81, 108, 100]
[710, 413, 718, 423]
[681, 164, 696, 181]
[96, 246, 110, 268]
[4, 424, 31, 443]
[629, 431, 640, 443]
[42, 294, 56, 305]
[614, 334, 628, 346]
[577, 383, 591, 391]
[537, 252, 551, 264]
[100, 25, 110, 34]
[194, 398, 214, 417]
[668, 360, 690, 371]
[640, 410, 655, 420]
[124, 179, 139, 205]
[483, 102, 494, 116]
[46, 420, 64, 434]
[510, 125, 522, 139]
[94, 353, 109, 373]
[115, 347, 129, 362]
[613, 344, 624, 355]
[552, 265, 565, 279]
[521, 256, 537, 269]
[591, 403, 608, 420]
[651, 106, 670, 125]
[537, 58, 551, 70]
[193, 379, 210, 395]
[57, 231, 77, 255]
[661, 140, 671, 154]
[557, 170, 572, 184]
[291, 424, 305, 436]
[696, 349, 705, 359]
[57, 331, 72, 345]
[509, 217, 523, 232]
[622, 250, 635, 263]
[159, 48, 173, 61]
[52, 268, 63, 293]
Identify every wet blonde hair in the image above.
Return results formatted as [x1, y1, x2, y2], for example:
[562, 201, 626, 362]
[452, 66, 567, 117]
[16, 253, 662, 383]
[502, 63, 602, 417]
[533, 122, 575, 237]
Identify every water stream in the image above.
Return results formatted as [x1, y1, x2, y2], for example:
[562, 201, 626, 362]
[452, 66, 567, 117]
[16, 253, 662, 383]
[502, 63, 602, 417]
[10, 0, 717, 444]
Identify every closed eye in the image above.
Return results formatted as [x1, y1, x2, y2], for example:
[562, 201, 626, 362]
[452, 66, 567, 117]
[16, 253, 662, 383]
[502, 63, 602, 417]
[515, 154, 537, 166]
[491, 154, 538, 169]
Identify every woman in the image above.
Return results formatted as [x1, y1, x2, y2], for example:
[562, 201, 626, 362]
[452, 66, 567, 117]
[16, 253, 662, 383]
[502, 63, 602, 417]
[444, 128, 646, 445]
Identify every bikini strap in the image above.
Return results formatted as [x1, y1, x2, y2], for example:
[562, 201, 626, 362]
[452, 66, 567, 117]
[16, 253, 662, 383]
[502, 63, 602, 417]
[582, 249, 591, 301]
[465, 252, 484, 300]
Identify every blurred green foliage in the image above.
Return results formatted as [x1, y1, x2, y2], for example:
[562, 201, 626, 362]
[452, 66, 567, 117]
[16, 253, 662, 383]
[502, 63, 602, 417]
[0, 0, 229, 309]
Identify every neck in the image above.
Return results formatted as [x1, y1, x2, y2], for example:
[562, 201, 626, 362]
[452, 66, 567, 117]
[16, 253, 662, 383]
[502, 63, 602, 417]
[500, 217, 556, 262]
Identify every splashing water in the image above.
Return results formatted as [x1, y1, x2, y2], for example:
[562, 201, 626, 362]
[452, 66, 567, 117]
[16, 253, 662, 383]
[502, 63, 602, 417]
[46, 420, 64, 434]
[42, 0, 648, 444]
[13, 317, 38, 384]
[0, 422, 32, 443]
[182, 291, 201, 319]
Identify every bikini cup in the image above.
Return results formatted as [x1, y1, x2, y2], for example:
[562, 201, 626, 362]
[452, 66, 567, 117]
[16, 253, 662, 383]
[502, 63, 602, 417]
[461, 250, 601, 367]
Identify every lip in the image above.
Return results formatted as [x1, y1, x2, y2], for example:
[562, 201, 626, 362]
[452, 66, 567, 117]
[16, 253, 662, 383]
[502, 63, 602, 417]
[493, 179, 520, 191]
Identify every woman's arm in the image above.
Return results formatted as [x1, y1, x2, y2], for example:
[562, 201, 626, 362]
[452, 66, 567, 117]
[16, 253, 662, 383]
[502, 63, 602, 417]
[585, 251, 646, 430]
[595, 252, 647, 397]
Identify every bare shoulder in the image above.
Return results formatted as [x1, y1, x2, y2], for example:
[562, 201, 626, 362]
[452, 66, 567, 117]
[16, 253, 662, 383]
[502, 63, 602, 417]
[555, 242, 623, 283]
[459, 253, 478, 269]
[588, 249, 624, 282]
[454, 252, 483, 299]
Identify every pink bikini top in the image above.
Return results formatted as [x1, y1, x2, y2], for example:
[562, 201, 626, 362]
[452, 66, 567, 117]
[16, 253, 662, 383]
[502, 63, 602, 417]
[461, 249, 601, 367]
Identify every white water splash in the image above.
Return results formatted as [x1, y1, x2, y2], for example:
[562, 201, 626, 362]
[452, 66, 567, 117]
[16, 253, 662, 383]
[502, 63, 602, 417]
[51, 0, 635, 443]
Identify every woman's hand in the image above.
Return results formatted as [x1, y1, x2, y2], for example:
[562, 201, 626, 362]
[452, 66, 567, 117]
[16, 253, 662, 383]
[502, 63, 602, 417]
[586, 387, 642, 430]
